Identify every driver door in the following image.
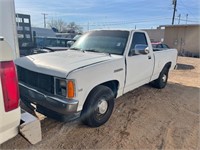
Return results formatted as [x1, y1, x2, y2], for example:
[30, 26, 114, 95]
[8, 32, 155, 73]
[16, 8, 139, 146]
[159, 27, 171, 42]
[124, 32, 154, 93]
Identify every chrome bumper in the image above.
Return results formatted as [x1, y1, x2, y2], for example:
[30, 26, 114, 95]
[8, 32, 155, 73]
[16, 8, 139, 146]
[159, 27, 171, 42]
[19, 82, 79, 115]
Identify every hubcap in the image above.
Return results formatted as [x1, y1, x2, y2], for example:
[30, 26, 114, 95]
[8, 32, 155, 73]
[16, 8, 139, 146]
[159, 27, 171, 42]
[97, 99, 108, 114]
[162, 74, 167, 82]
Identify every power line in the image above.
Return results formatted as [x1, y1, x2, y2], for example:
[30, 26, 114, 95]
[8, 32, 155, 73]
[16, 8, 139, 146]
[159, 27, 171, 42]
[78, 17, 198, 30]
[178, 0, 199, 21]
[175, 18, 199, 23]
[81, 17, 171, 25]
[80, 17, 173, 27]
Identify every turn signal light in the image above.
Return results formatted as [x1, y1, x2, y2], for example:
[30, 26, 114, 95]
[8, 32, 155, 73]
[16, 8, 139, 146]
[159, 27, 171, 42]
[67, 80, 75, 99]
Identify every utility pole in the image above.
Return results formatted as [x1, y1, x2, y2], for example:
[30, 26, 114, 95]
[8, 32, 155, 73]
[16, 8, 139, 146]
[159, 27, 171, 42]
[178, 14, 181, 24]
[172, 0, 177, 25]
[87, 21, 90, 31]
[42, 13, 48, 28]
[186, 14, 188, 24]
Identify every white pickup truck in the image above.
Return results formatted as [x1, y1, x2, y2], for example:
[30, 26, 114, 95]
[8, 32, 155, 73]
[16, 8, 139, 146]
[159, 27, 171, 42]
[15, 29, 178, 127]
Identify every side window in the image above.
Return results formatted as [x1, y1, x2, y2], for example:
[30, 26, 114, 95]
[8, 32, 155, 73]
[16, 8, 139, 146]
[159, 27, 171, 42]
[162, 44, 169, 48]
[157, 44, 162, 48]
[129, 32, 148, 56]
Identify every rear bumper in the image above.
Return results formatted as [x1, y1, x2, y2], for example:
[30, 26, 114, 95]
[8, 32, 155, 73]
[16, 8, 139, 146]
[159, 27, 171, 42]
[19, 82, 80, 120]
[0, 107, 20, 144]
[0, 126, 18, 144]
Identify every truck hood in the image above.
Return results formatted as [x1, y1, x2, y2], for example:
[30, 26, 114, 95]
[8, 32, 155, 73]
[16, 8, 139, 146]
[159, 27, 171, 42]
[15, 50, 114, 78]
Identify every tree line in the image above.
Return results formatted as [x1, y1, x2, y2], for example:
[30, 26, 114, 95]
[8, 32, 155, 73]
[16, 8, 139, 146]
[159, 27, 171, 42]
[48, 18, 83, 33]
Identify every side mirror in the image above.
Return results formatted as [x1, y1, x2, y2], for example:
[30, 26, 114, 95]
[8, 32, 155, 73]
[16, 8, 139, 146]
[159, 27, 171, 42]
[134, 44, 149, 55]
[0, 36, 4, 41]
[67, 41, 75, 47]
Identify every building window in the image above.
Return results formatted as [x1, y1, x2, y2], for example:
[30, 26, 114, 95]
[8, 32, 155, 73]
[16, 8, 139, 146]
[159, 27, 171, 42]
[18, 34, 24, 38]
[16, 17, 22, 23]
[24, 18, 29, 23]
[25, 34, 31, 38]
[24, 27, 30, 31]
[17, 26, 23, 31]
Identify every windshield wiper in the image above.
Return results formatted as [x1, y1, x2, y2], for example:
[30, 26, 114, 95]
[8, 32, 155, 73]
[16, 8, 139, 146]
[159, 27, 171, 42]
[70, 47, 86, 53]
[70, 47, 81, 51]
[84, 49, 99, 53]
[84, 49, 111, 56]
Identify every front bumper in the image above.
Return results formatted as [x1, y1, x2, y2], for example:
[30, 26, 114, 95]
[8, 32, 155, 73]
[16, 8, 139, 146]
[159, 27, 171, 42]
[19, 82, 80, 120]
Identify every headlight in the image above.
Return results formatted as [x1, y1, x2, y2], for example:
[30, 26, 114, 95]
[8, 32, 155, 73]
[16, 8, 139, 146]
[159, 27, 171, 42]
[56, 78, 76, 99]
[56, 79, 66, 97]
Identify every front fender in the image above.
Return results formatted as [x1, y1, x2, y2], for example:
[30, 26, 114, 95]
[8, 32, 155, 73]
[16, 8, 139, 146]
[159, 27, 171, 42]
[67, 57, 125, 111]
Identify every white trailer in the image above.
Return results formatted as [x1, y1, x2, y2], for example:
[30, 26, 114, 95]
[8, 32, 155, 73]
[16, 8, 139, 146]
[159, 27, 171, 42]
[0, 0, 41, 144]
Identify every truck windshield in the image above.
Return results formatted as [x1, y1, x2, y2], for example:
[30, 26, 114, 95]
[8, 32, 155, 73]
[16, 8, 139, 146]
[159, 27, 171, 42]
[71, 30, 129, 55]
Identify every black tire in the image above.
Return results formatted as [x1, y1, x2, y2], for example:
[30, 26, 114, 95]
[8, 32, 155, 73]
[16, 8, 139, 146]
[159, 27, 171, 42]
[81, 85, 115, 127]
[151, 67, 169, 89]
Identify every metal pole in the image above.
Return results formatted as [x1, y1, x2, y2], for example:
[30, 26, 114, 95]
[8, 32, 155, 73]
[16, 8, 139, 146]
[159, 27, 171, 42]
[42, 13, 48, 28]
[186, 14, 188, 24]
[87, 21, 90, 31]
[178, 14, 181, 24]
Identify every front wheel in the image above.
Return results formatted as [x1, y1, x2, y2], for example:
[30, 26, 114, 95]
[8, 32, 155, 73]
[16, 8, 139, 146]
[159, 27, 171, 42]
[81, 85, 115, 127]
[151, 67, 169, 89]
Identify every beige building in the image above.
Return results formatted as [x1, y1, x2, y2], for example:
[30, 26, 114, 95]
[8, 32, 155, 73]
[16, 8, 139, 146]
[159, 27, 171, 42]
[162, 24, 200, 57]
[144, 27, 165, 42]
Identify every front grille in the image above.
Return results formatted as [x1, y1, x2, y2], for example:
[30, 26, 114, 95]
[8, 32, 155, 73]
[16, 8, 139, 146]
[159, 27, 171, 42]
[17, 66, 54, 94]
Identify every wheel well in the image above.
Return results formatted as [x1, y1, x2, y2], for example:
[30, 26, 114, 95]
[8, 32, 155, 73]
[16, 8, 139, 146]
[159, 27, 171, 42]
[82, 80, 119, 112]
[100, 80, 119, 98]
[164, 62, 172, 70]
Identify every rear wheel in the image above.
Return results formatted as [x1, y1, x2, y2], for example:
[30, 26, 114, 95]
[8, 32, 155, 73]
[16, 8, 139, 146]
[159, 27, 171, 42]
[81, 85, 114, 127]
[151, 67, 169, 89]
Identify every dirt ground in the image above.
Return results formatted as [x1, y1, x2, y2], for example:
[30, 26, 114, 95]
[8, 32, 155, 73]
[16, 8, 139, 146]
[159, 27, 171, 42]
[1, 56, 200, 149]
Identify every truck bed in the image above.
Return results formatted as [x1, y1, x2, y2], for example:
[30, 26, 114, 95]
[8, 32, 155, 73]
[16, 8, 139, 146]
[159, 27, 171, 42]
[151, 48, 177, 81]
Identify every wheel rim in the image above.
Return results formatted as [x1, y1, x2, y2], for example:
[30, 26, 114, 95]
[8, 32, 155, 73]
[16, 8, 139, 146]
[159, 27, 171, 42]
[97, 99, 108, 115]
[162, 74, 167, 82]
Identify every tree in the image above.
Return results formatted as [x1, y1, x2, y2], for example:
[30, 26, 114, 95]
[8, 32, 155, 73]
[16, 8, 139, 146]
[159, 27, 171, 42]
[66, 22, 83, 33]
[48, 19, 83, 33]
[47, 18, 67, 32]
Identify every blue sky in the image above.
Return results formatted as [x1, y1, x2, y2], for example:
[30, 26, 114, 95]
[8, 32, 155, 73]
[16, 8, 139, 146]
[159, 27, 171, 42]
[15, 0, 200, 31]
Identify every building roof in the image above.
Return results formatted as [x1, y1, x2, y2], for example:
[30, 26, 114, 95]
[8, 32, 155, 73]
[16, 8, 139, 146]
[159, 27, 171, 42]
[160, 24, 200, 28]
[32, 27, 56, 37]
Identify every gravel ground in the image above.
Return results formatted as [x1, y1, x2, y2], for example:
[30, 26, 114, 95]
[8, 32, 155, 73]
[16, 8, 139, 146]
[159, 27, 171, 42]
[1, 56, 200, 149]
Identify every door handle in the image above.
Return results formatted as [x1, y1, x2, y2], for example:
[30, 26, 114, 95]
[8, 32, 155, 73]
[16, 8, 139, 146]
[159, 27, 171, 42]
[148, 55, 151, 59]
